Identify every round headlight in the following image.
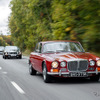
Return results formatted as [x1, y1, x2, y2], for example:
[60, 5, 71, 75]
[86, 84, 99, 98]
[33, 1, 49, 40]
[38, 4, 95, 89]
[60, 61, 66, 67]
[5, 52, 8, 55]
[19, 52, 21, 54]
[97, 60, 100, 67]
[90, 60, 95, 66]
[51, 61, 59, 68]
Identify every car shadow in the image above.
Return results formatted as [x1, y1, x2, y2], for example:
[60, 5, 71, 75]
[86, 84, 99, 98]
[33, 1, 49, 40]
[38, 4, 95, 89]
[1, 55, 28, 60]
[36, 73, 100, 84]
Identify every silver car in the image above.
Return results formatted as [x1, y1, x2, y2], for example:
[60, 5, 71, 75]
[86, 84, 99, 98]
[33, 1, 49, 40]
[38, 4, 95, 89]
[0, 46, 4, 54]
[3, 46, 22, 59]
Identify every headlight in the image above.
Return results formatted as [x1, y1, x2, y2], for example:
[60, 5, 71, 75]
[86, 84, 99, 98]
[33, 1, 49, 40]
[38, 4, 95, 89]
[60, 61, 66, 67]
[97, 60, 100, 67]
[51, 61, 59, 68]
[5, 52, 8, 55]
[18, 52, 21, 54]
[90, 60, 95, 66]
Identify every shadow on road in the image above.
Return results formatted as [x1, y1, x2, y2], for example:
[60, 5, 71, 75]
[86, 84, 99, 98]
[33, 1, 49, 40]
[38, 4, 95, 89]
[35, 73, 100, 84]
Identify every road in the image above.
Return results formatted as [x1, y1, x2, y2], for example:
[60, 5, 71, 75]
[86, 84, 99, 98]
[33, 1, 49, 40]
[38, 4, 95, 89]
[0, 55, 100, 100]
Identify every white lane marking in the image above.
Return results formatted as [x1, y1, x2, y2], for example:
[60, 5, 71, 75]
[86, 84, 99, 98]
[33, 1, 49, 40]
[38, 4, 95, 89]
[11, 81, 25, 94]
[0, 67, 2, 70]
[2, 72, 7, 74]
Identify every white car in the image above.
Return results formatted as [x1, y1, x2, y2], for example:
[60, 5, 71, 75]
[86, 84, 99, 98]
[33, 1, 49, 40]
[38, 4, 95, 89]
[3, 46, 22, 59]
[0, 46, 4, 54]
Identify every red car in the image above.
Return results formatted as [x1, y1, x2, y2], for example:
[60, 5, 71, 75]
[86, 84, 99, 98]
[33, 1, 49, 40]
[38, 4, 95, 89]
[29, 40, 100, 83]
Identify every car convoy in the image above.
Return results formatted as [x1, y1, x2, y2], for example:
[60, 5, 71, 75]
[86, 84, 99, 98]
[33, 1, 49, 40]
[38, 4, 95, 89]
[1, 40, 100, 83]
[29, 40, 100, 83]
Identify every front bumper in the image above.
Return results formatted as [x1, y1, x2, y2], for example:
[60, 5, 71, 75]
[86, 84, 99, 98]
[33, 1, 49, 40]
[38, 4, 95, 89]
[5, 54, 21, 57]
[47, 69, 100, 77]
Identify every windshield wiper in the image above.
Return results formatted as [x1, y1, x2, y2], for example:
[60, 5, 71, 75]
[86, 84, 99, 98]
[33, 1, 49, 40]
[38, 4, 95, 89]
[56, 50, 68, 53]
[43, 51, 55, 53]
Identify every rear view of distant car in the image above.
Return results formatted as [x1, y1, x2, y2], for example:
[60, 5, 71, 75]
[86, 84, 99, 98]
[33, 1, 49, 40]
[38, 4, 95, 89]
[3, 46, 22, 59]
[0, 46, 4, 55]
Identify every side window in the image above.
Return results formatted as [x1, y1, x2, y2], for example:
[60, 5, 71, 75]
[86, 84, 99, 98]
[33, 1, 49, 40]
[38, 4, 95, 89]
[35, 43, 39, 52]
[35, 43, 42, 53]
[39, 43, 42, 53]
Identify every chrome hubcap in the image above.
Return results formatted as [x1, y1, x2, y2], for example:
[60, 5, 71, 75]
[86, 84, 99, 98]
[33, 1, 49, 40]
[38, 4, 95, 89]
[29, 64, 32, 73]
[43, 67, 46, 80]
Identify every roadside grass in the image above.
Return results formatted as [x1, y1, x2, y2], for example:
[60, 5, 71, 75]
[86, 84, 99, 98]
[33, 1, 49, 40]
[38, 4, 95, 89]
[23, 49, 31, 57]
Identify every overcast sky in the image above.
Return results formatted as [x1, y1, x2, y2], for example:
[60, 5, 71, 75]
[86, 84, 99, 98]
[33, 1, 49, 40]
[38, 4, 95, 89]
[0, 0, 11, 35]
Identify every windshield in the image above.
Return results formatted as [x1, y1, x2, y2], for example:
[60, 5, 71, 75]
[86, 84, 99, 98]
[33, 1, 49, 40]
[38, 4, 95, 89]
[43, 42, 84, 53]
[4, 46, 19, 51]
[0, 46, 4, 50]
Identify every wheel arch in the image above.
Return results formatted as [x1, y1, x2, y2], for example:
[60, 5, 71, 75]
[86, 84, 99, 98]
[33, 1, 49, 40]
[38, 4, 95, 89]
[42, 60, 45, 71]
[42, 60, 51, 72]
[29, 59, 31, 65]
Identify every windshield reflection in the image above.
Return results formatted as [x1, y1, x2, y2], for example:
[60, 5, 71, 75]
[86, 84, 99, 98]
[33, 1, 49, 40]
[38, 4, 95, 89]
[43, 42, 84, 53]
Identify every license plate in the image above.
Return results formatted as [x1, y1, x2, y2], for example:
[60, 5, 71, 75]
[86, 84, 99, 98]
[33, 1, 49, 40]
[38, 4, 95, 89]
[11, 54, 16, 56]
[70, 72, 87, 77]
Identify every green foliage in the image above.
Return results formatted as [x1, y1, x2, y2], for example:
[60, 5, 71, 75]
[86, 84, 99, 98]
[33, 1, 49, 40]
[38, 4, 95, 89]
[9, 0, 100, 52]
[0, 35, 13, 46]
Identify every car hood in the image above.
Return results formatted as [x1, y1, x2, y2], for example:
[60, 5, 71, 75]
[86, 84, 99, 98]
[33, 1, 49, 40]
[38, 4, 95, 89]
[43, 52, 99, 61]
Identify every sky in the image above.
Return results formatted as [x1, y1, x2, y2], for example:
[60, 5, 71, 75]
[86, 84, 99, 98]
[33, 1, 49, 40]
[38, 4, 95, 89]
[0, 0, 11, 35]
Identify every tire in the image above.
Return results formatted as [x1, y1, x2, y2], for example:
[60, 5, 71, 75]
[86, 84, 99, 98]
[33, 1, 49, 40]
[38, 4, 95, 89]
[29, 64, 36, 75]
[3, 55, 4, 59]
[43, 63, 51, 83]
[90, 75, 100, 82]
[3, 55, 6, 59]
[19, 55, 22, 59]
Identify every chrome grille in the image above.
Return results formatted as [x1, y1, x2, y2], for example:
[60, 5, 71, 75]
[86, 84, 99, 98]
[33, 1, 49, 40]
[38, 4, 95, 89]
[68, 61, 78, 71]
[68, 60, 88, 71]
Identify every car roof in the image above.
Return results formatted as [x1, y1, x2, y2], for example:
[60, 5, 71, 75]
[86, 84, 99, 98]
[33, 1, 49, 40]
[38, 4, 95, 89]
[5, 46, 18, 49]
[5, 46, 17, 47]
[40, 40, 80, 44]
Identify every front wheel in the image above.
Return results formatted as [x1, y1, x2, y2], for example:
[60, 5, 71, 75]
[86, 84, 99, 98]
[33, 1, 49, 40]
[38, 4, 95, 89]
[29, 64, 36, 75]
[19, 55, 22, 59]
[3, 55, 6, 59]
[90, 75, 100, 82]
[43, 63, 51, 83]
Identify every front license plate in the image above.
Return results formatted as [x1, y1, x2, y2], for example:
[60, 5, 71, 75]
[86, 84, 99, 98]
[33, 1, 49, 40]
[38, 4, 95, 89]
[11, 54, 16, 56]
[70, 72, 87, 77]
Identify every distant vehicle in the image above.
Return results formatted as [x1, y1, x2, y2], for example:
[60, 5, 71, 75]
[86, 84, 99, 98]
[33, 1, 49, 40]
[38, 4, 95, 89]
[29, 40, 100, 83]
[3, 46, 22, 59]
[0, 46, 4, 54]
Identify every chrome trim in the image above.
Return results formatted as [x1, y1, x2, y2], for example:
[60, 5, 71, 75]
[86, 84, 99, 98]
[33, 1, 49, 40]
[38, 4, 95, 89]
[47, 71, 100, 75]
[67, 59, 88, 62]
[47, 72, 70, 75]
[67, 59, 88, 72]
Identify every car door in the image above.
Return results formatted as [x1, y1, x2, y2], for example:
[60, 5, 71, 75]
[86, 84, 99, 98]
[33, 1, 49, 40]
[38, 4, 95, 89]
[31, 43, 43, 72]
[35, 43, 43, 72]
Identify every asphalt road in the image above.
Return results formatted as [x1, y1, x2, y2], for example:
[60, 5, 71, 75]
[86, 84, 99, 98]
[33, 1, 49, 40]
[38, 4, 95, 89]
[0, 55, 100, 100]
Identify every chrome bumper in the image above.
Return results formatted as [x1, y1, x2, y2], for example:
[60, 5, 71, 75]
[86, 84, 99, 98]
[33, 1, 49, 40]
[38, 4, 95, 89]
[47, 69, 100, 77]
